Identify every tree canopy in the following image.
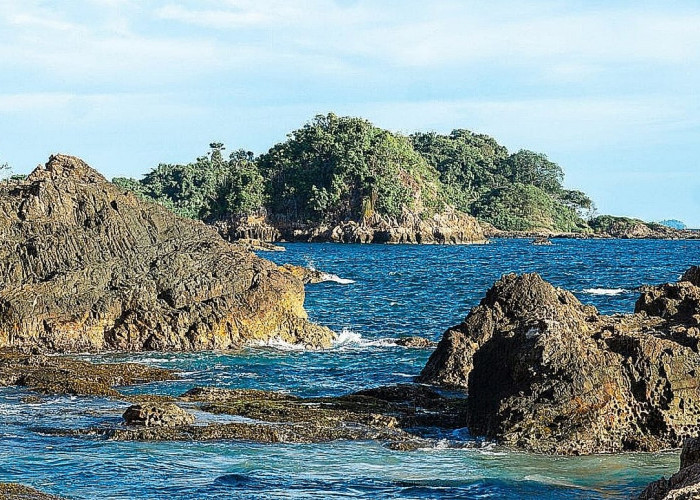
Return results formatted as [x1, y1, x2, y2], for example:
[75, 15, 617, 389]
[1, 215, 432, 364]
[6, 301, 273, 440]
[114, 113, 597, 233]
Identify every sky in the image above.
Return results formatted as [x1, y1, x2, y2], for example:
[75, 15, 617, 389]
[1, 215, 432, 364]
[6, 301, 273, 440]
[0, 0, 699, 226]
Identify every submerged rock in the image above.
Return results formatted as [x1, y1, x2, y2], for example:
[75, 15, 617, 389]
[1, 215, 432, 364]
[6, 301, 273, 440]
[532, 237, 552, 245]
[0, 155, 333, 352]
[122, 403, 195, 427]
[637, 438, 700, 499]
[419, 268, 700, 454]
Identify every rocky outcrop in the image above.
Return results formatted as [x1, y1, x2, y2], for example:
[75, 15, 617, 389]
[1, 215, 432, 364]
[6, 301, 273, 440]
[0, 350, 176, 396]
[122, 403, 195, 427]
[39, 383, 469, 450]
[231, 238, 285, 252]
[0, 155, 333, 352]
[279, 264, 329, 284]
[637, 438, 700, 499]
[394, 336, 437, 348]
[419, 268, 700, 454]
[217, 207, 487, 245]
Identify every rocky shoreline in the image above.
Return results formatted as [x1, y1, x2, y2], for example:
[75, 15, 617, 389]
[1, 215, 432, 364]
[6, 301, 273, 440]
[215, 208, 488, 245]
[420, 266, 700, 455]
[0, 155, 333, 353]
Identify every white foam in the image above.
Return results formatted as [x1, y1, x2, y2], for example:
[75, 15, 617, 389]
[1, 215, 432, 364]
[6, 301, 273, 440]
[582, 288, 628, 296]
[332, 328, 397, 349]
[251, 337, 309, 351]
[318, 272, 355, 285]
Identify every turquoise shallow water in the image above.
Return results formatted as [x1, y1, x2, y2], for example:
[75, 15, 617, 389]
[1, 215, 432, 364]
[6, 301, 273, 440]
[2, 238, 700, 498]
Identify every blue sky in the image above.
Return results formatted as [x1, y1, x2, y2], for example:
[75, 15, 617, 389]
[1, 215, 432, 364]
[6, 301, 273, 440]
[1, 1, 699, 225]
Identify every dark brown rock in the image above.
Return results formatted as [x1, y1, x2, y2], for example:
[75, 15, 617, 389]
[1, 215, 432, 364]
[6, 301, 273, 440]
[0, 155, 334, 352]
[122, 403, 195, 427]
[419, 269, 700, 454]
[637, 438, 700, 499]
[0, 350, 176, 396]
[394, 336, 437, 348]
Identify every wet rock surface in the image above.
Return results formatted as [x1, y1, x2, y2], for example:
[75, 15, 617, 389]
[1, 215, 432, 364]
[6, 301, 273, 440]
[0, 350, 176, 396]
[394, 336, 437, 348]
[34, 383, 468, 450]
[279, 264, 329, 284]
[0, 155, 333, 353]
[420, 268, 700, 454]
[637, 438, 700, 499]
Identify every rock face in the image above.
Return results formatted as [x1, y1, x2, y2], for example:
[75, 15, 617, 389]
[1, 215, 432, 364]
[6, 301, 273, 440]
[419, 269, 700, 454]
[217, 208, 487, 245]
[637, 438, 700, 499]
[0, 155, 333, 352]
[122, 403, 195, 427]
[0, 483, 64, 500]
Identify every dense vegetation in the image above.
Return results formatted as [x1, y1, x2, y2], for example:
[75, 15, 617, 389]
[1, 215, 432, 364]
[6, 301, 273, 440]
[114, 113, 597, 232]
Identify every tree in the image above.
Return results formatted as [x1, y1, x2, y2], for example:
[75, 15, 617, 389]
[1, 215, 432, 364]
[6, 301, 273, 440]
[472, 183, 589, 232]
[207, 149, 266, 219]
[503, 150, 564, 195]
[0, 162, 11, 183]
[259, 113, 443, 222]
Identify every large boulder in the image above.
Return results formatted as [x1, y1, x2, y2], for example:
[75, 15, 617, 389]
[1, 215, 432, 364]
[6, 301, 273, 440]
[419, 269, 700, 454]
[122, 403, 195, 427]
[0, 155, 334, 352]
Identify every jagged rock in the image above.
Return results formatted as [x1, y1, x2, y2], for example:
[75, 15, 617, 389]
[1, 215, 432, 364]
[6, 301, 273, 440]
[636, 281, 700, 325]
[0, 483, 64, 499]
[637, 438, 700, 499]
[0, 155, 333, 352]
[122, 403, 195, 427]
[394, 336, 437, 348]
[231, 238, 285, 252]
[0, 350, 176, 396]
[682, 267, 700, 287]
[217, 207, 487, 245]
[279, 264, 328, 284]
[532, 237, 552, 245]
[419, 268, 700, 454]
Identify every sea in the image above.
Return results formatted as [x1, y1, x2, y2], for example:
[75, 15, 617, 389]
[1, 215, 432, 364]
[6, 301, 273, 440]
[2, 238, 699, 499]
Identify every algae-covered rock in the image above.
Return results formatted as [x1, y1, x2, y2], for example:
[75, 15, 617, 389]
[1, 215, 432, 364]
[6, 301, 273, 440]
[420, 268, 700, 454]
[0, 350, 176, 396]
[0, 155, 333, 352]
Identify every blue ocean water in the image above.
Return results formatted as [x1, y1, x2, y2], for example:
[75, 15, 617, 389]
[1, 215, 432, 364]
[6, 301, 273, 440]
[2, 239, 699, 499]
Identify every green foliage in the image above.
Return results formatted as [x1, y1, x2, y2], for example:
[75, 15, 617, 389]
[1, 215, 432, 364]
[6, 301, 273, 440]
[409, 130, 509, 212]
[112, 144, 265, 220]
[588, 215, 648, 234]
[472, 183, 588, 232]
[504, 150, 563, 194]
[259, 113, 443, 222]
[113, 113, 599, 234]
[207, 150, 266, 220]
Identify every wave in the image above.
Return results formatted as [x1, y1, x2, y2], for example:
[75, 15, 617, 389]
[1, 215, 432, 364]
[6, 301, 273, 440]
[251, 337, 309, 352]
[318, 272, 355, 285]
[332, 328, 397, 348]
[582, 287, 629, 296]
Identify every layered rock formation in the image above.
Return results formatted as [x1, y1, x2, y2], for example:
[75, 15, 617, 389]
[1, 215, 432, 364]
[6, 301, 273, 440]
[0, 155, 333, 352]
[217, 208, 487, 244]
[637, 438, 700, 499]
[419, 269, 700, 454]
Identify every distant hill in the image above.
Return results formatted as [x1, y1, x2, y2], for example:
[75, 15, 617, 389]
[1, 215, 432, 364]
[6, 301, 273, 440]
[658, 219, 687, 230]
[114, 113, 600, 240]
